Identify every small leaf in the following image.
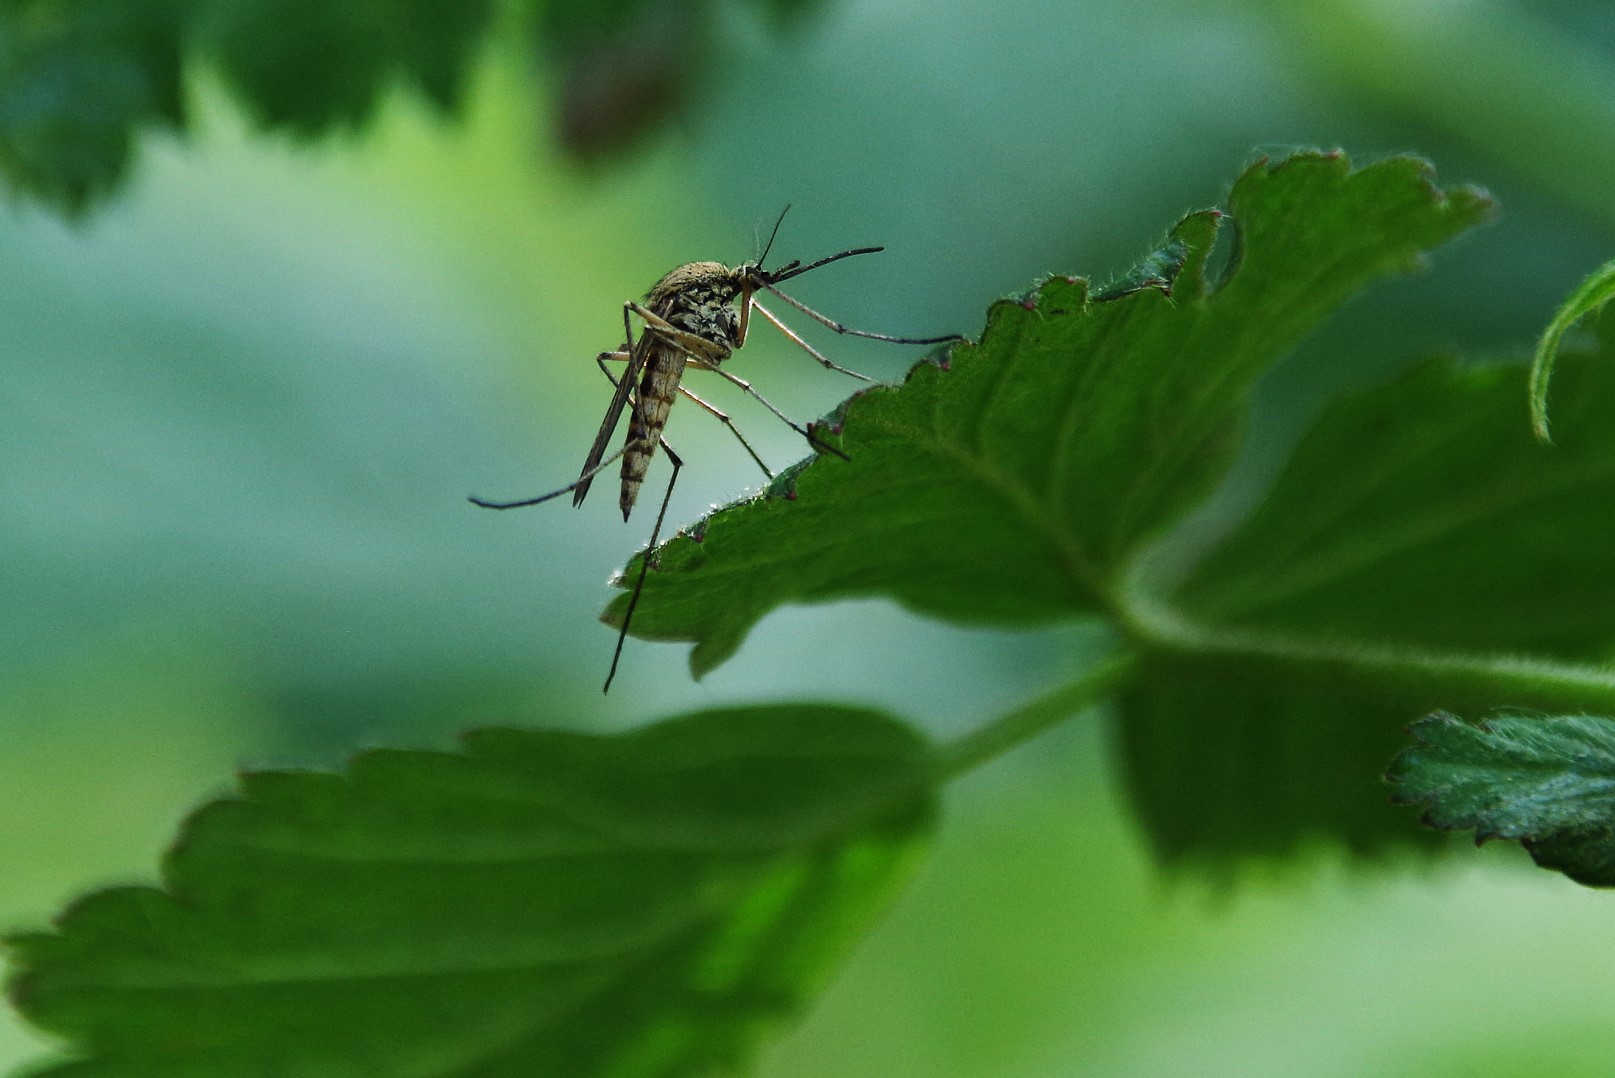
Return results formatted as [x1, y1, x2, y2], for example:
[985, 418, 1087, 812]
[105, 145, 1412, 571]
[1528, 257, 1615, 442]
[8, 705, 934, 1076]
[609, 153, 1492, 676]
[1388, 711, 1615, 887]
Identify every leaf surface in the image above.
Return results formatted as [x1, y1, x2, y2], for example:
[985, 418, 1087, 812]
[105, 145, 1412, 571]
[8, 705, 933, 1076]
[1388, 711, 1615, 887]
[1177, 345, 1615, 660]
[1121, 337, 1615, 867]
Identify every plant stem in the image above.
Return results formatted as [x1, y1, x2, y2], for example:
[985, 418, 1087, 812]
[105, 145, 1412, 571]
[936, 650, 1139, 780]
[1126, 596, 1615, 717]
[936, 595, 1615, 784]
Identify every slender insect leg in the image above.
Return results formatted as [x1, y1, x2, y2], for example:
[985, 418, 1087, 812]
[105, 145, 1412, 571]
[469, 445, 630, 509]
[759, 283, 964, 346]
[685, 358, 851, 463]
[679, 387, 775, 480]
[595, 352, 773, 480]
[749, 298, 873, 381]
[604, 442, 683, 694]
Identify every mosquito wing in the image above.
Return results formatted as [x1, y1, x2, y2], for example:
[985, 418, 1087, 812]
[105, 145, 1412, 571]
[572, 327, 653, 507]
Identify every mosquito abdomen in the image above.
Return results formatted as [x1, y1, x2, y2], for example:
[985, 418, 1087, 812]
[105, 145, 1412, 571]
[620, 344, 689, 520]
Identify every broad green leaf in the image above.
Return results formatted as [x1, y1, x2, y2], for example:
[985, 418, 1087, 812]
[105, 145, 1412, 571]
[1176, 346, 1615, 660]
[8, 705, 934, 1076]
[1388, 711, 1615, 887]
[608, 153, 1491, 677]
[1124, 340, 1615, 868]
[1528, 258, 1615, 442]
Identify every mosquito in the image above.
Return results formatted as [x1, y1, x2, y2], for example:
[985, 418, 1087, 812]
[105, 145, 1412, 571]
[470, 211, 960, 692]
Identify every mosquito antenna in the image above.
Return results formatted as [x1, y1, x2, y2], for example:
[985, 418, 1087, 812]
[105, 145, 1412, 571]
[757, 204, 791, 266]
[765, 246, 884, 284]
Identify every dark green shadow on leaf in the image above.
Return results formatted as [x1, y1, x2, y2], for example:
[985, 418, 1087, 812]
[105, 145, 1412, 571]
[7, 704, 934, 1076]
[1115, 652, 1445, 869]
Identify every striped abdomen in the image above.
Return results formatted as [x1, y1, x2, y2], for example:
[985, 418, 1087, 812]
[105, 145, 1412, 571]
[619, 343, 688, 520]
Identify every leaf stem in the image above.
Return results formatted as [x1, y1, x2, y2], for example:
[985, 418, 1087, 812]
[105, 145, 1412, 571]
[1125, 596, 1615, 717]
[936, 651, 1140, 780]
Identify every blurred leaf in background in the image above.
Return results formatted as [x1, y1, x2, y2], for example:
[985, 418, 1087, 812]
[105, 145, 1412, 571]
[9, 706, 934, 1076]
[7, 0, 1615, 1074]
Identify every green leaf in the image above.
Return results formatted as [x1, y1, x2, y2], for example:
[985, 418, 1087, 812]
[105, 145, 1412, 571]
[8, 705, 934, 1076]
[609, 153, 1492, 677]
[1528, 257, 1615, 442]
[1388, 711, 1615, 887]
[1176, 348, 1615, 660]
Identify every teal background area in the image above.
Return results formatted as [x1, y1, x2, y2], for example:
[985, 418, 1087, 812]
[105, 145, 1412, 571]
[5, 1, 1615, 1073]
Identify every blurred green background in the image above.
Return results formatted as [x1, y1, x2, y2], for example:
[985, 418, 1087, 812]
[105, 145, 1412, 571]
[6, 0, 1615, 1073]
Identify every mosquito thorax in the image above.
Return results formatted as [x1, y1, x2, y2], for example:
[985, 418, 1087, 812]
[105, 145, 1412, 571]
[644, 260, 749, 351]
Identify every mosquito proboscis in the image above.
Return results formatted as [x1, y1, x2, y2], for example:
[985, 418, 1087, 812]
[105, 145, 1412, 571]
[470, 212, 960, 692]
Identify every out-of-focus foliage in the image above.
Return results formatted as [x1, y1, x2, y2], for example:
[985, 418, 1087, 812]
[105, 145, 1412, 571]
[0, 0, 495, 211]
[9, 705, 933, 1076]
[0, 0, 826, 215]
[12, 0, 1615, 1074]
[1390, 711, 1615, 887]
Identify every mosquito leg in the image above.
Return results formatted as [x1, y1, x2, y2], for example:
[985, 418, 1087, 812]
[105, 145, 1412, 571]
[680, 387, 774, 479]
[749, 299, 873, 381]
[759, 283, 964, 346]
[633, 303, 848, 461]
[469, 444, 629, 509]
[595, 350, 631, 376]
[604, 442, 683, 694]
[596, 352, 772, 479]
[620, 306, 636, 354]
[687, 360, 851, 463]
